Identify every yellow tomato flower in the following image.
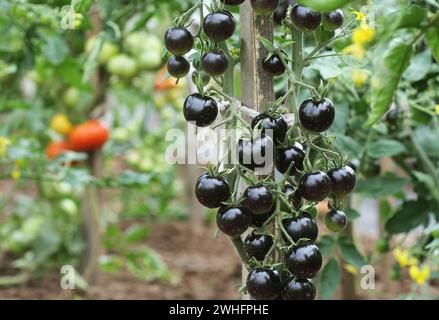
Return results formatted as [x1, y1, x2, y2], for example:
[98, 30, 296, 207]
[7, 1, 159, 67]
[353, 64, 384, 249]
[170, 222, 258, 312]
[229, 47, 240, 59]
[342, 43, 366, 59]
[50, 114, 73, 136]
[409, 265, 430, 286]
[73, 13, 83, 29]
[0, 136, 11, 157]
[393, 247, 418, 268]
[352, 10, 366, 21]
[435, 104, 439, 115]
[352, 24, 375, 45]
[344, 264, 358, 275]
[351, 68, 369, 87]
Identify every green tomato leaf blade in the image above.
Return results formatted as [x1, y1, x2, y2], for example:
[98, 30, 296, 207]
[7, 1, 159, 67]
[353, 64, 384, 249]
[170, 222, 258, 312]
[320, 258, 341, 300]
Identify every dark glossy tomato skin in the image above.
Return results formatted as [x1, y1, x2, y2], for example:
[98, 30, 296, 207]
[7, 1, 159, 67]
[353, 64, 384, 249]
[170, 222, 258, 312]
[243, 185, 274, 215]
[285, 244, 322, 278]
[167, 56, 190, 78]
[225, 0, 246, 5]
[283, 184, 302, 209]
[262, 53, 285, 76]
[202, 50, 229, 76]
[273, 0, 296, 25]
[251, 0, 280, 15]
[325, 210, 347, 232]
[183, 93, 218, 127]
[298, 171, 332, 202]
[195, 174, 230, 208]
[216, 206, 251, 237]
[291, 5, 322, 32]
[323, 9, 344, 30]
[244, 232, 274, 261]
[237, 136, 274, 171]
[251, 113, 288, 144]
[275, 142, 305, 175]
[348, 158, 360, 173]
[282, 212, 318, 243]
[327, 166, 356, 196]
[203, 11, 236, 42]
[164, 27, 194, 56]
[246, 268, 282, 300]
[282, 278, 316, 300]
[299, 98, 335, 132]
[250, 205, 275, 227]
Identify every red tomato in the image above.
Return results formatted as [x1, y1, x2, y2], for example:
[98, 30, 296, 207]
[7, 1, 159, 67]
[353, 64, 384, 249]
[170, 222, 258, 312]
[154, 67, 177, 91]
[45, 141, 72, 160]
[69, 119, 109, 152]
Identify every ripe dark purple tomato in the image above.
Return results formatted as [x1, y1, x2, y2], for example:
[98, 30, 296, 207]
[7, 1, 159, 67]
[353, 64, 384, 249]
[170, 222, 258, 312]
[202, 50, 229, 76]
[298, 171, 332, 202]
[164, 27, 194, 56]
[348, 158, 360, 173]
[291, 5, 322, 32]
[285, 244, 322, 278]
[203, 11, 236, 42]
[327, 166, 356, 196]
[273, 0, 296, 24]
[251, 0, 280, 16]
[250, 205, 275, 227]
[195, 174, 230, 208]
[282, 212, 318, 243]
[225, 0, 246, 5]
[325, 210, 347, 232]
[299, 98, 335, 132]
[251, 113, 288, 143]
[323, 9, 344, 30]
[167, 56, 190, 78]
[246, 267, 281, 300]
[183, 93, 218, 127]
[243, 185, 274, 215]
[282, 278, 316, 300]
[237, 136, 274, 171]
[262, 53, 285, 76]
[244, 232, 274, 261]
[216, 206, 251, 237]
[283, 184, 302, 209]
[275, 142, 305, 175]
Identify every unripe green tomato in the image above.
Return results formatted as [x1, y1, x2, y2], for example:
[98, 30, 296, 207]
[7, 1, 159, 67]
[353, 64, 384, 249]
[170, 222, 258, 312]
[54, 182, 74, 196]
[22, 216, 44, 240]
[63, 87, 80, 108]
[107, 54, 138, 78]
[59, 198, 79, 216]
[126, 150, 141, 166]
[376, 238, 390, 253]
[153, 93, 168, 110]
[297, 0, 352, 12]
[137, 51, 162, 71]
[124, 33, 162, 56]
[112, 127, 130, 142]
[99, 42, 119, 64]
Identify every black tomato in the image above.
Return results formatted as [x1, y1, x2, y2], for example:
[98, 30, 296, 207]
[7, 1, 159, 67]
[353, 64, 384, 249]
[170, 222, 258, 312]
[386, 106, 399, 125]
[282, 277, 316, 300]
[275, 142, 305, 175]
[164, 27, 194, 56]
[183, 93, 218, 127]
[244, 232, 274, 261]
[195, 174, 230, 208]
[282, 212, 318, 243]
[203, 11, 236, 42]
[250, 205, 275, 227]
[348, 158, 360, 173]
[298, 171, 332, 202]
[202, 50, 229, 76]
[167, 56, 190, 78]
[216, 206, 251, 237]
[327, 166, 356, 196]
[250, 0, 280, 16]
[325, 210, 347, 232]
[243, 185, 274, 215]
[237, 136, 274, 171]
[262, 53, 285, 76]
[363, 160, 381, 177]
[251, 113, 288, 143]
[299, 98, 335, 133]
[285, 244, 322, 278]
[291, 4, 322, 32]
[283, 184, 302, 209]
[246, 267, 281, 300]
[323, 9, 344, 30]
[225, 0, 246, 5]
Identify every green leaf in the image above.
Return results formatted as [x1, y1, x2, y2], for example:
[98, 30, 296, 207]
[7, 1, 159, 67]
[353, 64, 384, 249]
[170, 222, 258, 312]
[297, 0, 353, 12]
[317, 235, 336, 257]
[366, 38, 413, 126]
[427, 24, 439, 62]
[124, 225, 150, 243]
[389, 5, 427, 30]
[403, 49, 432, 82]
[333, 135, 363, 158]
[367, 139, 406, 158]
[338, 237, 366, 267]
[379, 199, 393, 221]
[345, 208, 360, 221]
[41, 34, 69, 65]
[257, 36, 275, 52]
[385, 200, 431, 234]
[355, 174, 408, 197]
[320, 258, 340, 300]
[412, 126, 439, 158]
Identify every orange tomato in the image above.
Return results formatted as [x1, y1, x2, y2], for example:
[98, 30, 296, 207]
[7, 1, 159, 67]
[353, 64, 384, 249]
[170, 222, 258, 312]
[69, 119, 109, 152]
[45, 141, 72, 160]
[154, 67, 177, 91]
